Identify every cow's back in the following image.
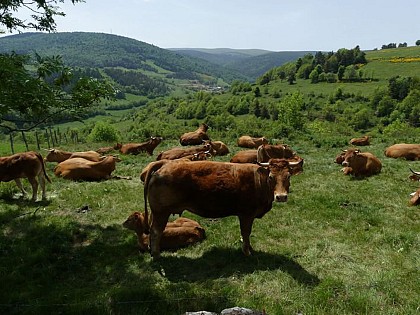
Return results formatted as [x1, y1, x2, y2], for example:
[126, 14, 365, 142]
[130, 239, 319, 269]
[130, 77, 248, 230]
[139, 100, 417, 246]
[0, 151, 43, 181]
[385, 143, 420, 160]
[147, 161, 272, 218]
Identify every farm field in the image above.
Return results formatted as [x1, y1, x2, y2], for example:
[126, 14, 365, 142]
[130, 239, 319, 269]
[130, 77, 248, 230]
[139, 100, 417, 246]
[0, 137, 419, 314]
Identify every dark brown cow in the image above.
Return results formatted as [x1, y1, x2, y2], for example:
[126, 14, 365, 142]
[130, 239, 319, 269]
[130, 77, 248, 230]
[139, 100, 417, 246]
[53, 155, 121, 181]
[409, 188, 420, 205]
[143, 158, 298, 258]
[341, 149, 382, 177]
[237, 136, 268, 149]
[96, 143, 122, 154]
[179, 123, 210, 146]
[140, 152, 208, 182]
[0, 151, 51, 201]
[123, 211, 205, 252]
[384, 144, 420, 161]
[157, 143, 214, 161]
[350, 135, 370, 146]
[119, 137, 163, 155]
[45, 149, 103, 163]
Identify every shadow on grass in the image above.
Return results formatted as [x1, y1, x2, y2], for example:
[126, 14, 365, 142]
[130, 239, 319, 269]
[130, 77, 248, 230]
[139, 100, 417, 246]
[152, 247, 320, 287]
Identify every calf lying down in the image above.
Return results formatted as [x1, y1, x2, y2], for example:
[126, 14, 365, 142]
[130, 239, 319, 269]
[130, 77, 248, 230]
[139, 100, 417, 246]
[123, 212, 205, 252]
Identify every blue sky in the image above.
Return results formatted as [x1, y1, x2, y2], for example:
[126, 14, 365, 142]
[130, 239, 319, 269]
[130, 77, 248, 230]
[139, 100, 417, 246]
[5, 0, 420, 52]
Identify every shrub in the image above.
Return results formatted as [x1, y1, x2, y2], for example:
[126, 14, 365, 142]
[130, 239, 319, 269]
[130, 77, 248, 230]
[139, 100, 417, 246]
[88, 121, 120, 142]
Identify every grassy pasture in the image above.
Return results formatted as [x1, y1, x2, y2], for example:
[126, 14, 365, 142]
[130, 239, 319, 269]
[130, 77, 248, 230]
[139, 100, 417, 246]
[0, 138, 419, 315]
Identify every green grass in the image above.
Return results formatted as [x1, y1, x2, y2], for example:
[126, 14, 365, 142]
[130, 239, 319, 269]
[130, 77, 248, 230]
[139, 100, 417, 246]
[0, 138, 419, 315]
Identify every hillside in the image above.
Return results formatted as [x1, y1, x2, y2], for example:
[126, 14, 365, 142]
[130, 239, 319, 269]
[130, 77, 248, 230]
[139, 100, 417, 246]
[171, 48, 313, 80]
[0, 32, 249, 86]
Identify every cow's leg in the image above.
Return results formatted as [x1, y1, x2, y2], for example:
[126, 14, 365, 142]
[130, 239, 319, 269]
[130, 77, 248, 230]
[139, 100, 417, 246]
[27, 177, 38, 201]
[150, 213, 170, 259]
[38, 174, 47, 200]
[239, 216, 254, 256]
[14, 178, 27, 198]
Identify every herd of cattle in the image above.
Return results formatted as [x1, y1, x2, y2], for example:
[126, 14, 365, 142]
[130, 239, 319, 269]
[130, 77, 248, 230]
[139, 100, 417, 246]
[1, 125, 420, 258]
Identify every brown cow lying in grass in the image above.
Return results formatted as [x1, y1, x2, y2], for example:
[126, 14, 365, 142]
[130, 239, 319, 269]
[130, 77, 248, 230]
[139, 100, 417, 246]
[53, 155, 121, 181]
[341, 149, 382, 177]
[96, 143, 122, 154]
[179, 123, 210, 146]
[45, 149, 104, 163]
[157, 143, 214, 160]
[0, 151, 51, 201]
[237, 135, 268, 148]
[384, 143, 420, 160]
[350, 135, 370, 146]
[119, 137, 163, 155]
[123, 211, 205, 252]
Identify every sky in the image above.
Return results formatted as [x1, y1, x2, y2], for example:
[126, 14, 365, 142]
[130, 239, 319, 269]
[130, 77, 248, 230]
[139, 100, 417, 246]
[4, 0, 420, 52]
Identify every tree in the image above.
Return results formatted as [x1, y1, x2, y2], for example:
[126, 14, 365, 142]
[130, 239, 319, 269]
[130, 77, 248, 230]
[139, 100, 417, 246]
[0, 1, 115, 135]
[416, 40, 420, 46]
[287, 71, 296, 85]
[0, 0, 83, 33]
[0, 52, 115, 132]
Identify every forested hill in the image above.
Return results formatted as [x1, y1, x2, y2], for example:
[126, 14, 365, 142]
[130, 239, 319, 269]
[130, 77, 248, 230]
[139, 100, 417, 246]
[0, 32, 248, 83]
[171, 48, 314, 80]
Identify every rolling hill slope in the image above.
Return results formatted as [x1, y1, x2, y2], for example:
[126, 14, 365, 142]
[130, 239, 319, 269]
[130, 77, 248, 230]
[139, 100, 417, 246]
[0, 32, 249, 84]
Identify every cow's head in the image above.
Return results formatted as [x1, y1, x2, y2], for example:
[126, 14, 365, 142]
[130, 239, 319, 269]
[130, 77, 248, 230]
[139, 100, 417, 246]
[409, 168, 420, 181]
[259, 158, 298, 202]
[123, 211, 146, 234]
[44, 148, 68, 162]
[341, 148, 360, 167]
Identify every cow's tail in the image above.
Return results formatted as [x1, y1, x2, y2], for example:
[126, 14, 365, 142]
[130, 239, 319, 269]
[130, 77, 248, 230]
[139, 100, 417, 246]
[143, 160, 167, 234]
[36, 152, 52, 183]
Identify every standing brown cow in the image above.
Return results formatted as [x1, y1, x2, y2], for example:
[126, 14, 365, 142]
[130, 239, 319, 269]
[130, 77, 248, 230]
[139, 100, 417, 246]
[179, 123, 210, 146]
[341, 149, 382, 177]
[119, 137, 163, 155]
[237, 136, 268, 148]
[143, 158, 298, 259]
[0, 151, 51, 201]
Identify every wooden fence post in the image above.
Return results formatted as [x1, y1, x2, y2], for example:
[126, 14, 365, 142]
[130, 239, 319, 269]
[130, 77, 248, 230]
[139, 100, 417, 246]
[9, 133, 15, 154]
[21, 131, 29, 151]
[45, 129, 51, 148]
[35, 131, 41, 150]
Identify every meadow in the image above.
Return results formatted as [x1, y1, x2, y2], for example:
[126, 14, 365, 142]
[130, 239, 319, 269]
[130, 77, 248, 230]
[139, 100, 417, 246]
[0, 135, 419, 315]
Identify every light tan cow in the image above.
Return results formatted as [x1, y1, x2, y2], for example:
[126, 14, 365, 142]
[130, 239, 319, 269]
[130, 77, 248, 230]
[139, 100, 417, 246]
[45, 149, 104, 163]
[53, 155, 121, 181]
[237, 136, 268, 149]
[0, 151, 51, 201]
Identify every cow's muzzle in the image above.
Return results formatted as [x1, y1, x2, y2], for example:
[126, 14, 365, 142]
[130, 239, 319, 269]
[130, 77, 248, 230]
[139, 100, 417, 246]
[275, 193, 288, 202]
[342, 161, 349, 167]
